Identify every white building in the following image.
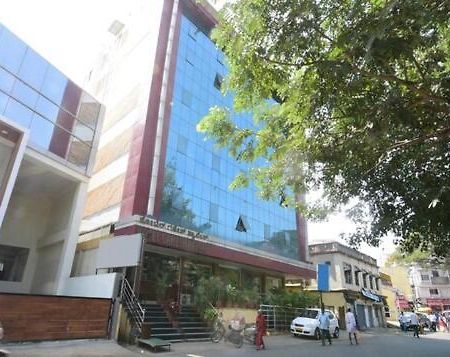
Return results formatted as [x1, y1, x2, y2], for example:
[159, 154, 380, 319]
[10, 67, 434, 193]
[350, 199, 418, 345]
[0, 24, 103, 295]
[309, 242, 386, 329]
[409, 265, 450, 311]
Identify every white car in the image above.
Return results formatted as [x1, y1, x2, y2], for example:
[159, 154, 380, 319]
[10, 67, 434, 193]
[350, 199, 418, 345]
[290, 308, 339, 339]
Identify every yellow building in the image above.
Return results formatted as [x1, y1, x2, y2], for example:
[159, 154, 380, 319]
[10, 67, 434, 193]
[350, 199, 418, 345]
[380, 265, 414, 321]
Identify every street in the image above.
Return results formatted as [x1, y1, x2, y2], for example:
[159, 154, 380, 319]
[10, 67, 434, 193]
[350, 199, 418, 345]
[5, 330, 450, 356]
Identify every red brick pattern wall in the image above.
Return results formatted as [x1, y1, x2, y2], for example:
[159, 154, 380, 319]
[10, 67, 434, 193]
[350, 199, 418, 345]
[0, 294, 112, 341]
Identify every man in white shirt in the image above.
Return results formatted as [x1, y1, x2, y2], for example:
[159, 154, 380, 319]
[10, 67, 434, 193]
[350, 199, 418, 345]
[318, 307, 332, 346]
[410, 311, 420, 338]
[345, 308, 358, 345]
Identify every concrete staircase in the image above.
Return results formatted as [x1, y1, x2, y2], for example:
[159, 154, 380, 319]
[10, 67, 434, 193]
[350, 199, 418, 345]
[143, 304, 212, 342]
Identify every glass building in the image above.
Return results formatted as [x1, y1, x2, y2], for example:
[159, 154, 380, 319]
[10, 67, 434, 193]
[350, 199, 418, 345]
[0, 24, 101, 174]
[75, 0, 313, 304]
[161, 15, 299, 260]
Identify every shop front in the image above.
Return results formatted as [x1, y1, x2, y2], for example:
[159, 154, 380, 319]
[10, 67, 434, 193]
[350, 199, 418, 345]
[426, 298, 450, 312]
[115, 217, 315, 308]
[343, 289, 385, 329]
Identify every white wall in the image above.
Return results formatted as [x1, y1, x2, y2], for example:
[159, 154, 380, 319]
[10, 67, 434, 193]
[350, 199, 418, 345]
[62, 272, 120, 298]
[0, 161, 82, 295]
[72, 248, 99, 277]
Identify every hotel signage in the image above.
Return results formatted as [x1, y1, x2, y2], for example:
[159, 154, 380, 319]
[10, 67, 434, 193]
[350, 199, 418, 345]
[139, 216, 209, 241]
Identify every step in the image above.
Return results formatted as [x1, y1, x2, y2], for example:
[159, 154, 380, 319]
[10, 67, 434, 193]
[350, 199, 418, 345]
[181, 327, 211, 333]
[151, 333, 185, 340]
[145, 316, 170, 321]
[148, 322, 173, 328]
[178, 322, 208, 327]
[151, 327, 180, 334]
[184, 331, 211, 336]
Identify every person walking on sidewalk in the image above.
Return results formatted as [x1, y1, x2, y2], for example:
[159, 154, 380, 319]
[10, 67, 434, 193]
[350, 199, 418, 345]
[255, 309, 266, 351]
[410, 311, 420, 338]
[345, 308, 358, 345]
[318, 307, 332, 346]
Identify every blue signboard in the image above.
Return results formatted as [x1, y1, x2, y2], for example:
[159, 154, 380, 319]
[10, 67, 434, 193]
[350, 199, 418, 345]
[317, 264, 330, 292]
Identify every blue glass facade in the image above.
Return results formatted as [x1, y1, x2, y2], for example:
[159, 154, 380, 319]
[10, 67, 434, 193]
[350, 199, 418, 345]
[160, 15, 299, 260]
[0, 24, 101, 173]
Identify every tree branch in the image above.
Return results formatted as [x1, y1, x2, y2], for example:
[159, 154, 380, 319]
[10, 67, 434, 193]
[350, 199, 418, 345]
[366, 126, 450, 174]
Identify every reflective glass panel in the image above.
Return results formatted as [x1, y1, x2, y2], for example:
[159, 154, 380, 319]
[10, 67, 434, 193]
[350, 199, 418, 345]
[18, 48, 49, 90]
[0, 67, 15, 93]
[72, 119, 94, 144]
[0, 28, 27, 74]
[28, 113, 55, 150]
[160, 15, 299, 260]
[40, 66, 67, 105]
[67, 136, 90, 169]
[0, 91, 9, 114]
[11, 80, 39, 108]
[34, 95, 60, 124]
[4, 97, 33, 129]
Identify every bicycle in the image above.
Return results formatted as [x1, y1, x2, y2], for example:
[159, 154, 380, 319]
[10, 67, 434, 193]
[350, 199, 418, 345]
[210, 312, 244, 348]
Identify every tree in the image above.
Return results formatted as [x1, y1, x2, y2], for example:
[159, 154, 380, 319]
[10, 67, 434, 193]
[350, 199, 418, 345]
[197, 0, 450, 256]
[386, 247, 433, 266]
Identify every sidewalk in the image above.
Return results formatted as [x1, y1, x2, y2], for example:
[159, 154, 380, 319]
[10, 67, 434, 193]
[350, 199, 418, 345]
[2, 329, 408, 356]
[3, 339, 138, 356]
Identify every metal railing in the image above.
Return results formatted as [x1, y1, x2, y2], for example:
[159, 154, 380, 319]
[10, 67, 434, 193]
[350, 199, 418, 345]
[120, 278, 145, 334]
[259, 304, 306, 331]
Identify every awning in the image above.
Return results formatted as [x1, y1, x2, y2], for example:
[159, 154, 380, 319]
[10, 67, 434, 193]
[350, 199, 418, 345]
[426, 298, 450, 306]
[360, 288, 381, 302]
[396, 298, 410, 309]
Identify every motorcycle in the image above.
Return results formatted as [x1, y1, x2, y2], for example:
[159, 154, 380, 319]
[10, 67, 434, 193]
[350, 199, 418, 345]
[210, 314, 244, 348]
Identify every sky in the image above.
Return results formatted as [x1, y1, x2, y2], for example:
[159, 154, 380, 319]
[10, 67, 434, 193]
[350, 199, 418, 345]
[0, 0, 396, 264]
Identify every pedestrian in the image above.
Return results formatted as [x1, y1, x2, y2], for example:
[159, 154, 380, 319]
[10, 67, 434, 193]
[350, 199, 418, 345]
[255, 309, 266, 351]
[410, 311, 420, 338]
[345, 308, 358, 345]
[318, 307, 332, 346]
[442, 314, 449, 333]
[399, 312, 405, 331]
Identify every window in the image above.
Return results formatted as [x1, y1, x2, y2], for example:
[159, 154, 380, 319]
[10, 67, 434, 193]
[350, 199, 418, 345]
[186, 49, 194, 66]
[264, 224, 271, 241]
[362, 273, 368, 288]
[18, 48, 49, 89]
[354, 269, 360, 286]
[214, 74, 223, 90]
[369, 276, 374, 290]
[0, 67, 15, 92]
[432, 270, 439, 278]
[236, 215, 249, 232]
[181, 89, 192, 107]
[429, 288, 439, 296]
[421, 274, 430, 281]
[188, 26, 197, 41]
[209, 203, 219, 223]
[384, 306, 391, 318]
[0, 244, 29, 282]
[344, 264, 352, 285]
[0, 28, 27, 73]
[212, 154, 220, 172]
[177, 135, 188, 154]
[375, 278, 379, 290]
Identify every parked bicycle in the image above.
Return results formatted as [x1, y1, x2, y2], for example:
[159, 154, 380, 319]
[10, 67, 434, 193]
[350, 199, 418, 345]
[210, 312, 245, 348]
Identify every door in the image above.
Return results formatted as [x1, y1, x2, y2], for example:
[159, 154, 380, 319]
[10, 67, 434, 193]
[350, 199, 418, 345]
[356, 304, 366, 329]
[338, 306, 346, 329]
[368, 305, 374, 327]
